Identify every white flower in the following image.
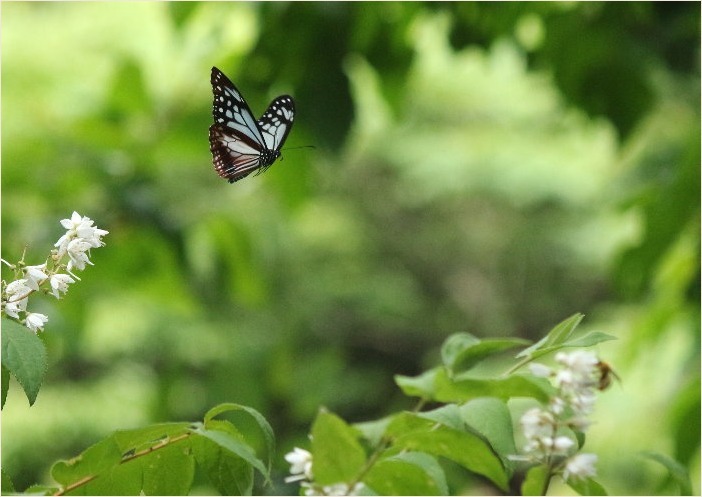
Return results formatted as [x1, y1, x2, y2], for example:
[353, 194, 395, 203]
[554, 368, 575, 389]
[556, 351, 598, 381]
[519, 349, 607, 473]
[324, 483, 366, 496]
[348, 483, 366, 495]
[24, 264, 49, 290]
[285, 447, 313, 483]
[3, 300, 23, 319]
[50, 273, 75, 299]
[54, 233, 70, 257]
[5, 279, 32, 304]
[550, 396, 566, 415]
[528, 363, 553, 378]
[55, 211, 108, 256]
[563, 453, 597, 480]
[520, 408, 554, 441]
[59, 211, 85, 232]
[552, 436, 575, 455]
[66, 239, 94, 271]
[523, 439, 540, 454]
[25, 312, 49, 333]
[569, 415, 592, 432]
[571, 390, 597, 414]
[322, 483, 351, 496]
[3, 279, 31, 318]
[301, 482, 365, 496]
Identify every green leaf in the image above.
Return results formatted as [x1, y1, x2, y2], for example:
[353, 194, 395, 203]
[1, 467, 15, 493]
[441, 333, 479, 368]
[77, 456, 143, 496]
[514, 315, 617, 365]
[575, 430, 586, 449]
[112, 422, 192, 453]
[203, 402, 275, 471]
[364, 452, 448, 495]
[416, 404, 464, 431]
[562, 331, 617, 349]
[440, 374, 552, 403]
[191, 419, 254, 495]
[521, 465, 550, 496]
[641, 451, 692, 495]
[397, 367, 552, 403]
[51, 436, 123, 486]
[395, 367, 441, 399]
[442, 333, 530, 374]
[50, 426, 198, 495]
[517, 334, 618, 367]
[1, 318, 47, 405]
[354, 416, 393, 447]
[311, 409, 367, 485]
[460, 398, 516, 473]
[23, 483, 59, 495]
[386, 412, 508, 491]
[399, 367, 552, 403]
[141, 443, 195, 496]
[191, 425, 270, 484]
[517, 313, 584, 358]
[2, 365, 9, 409]
[567, 477, 608, 496]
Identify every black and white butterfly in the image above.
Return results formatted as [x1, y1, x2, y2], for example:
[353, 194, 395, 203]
[209, 66, 295, 183]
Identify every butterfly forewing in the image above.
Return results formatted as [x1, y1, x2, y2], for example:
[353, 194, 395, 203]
[258, 96, 295, 152]
[208, 67, 295, 183]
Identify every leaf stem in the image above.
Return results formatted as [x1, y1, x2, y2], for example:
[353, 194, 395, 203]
[504, 356, 532, 377]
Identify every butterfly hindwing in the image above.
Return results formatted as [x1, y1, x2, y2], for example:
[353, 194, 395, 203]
[209, 124, 266, 182]
[209, 67, 295, 183]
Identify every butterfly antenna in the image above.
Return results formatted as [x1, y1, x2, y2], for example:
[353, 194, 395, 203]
[285, 145, 316, 151]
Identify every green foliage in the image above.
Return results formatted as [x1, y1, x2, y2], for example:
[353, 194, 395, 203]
[290, 323, 614, 495]
[387, 411, 509, 490]
[641, 452, 693, 496]
[23, 405, 271, 496]
[1, 318, 47, 406]
[441, 333, 530, 375]
[396, 367, 551, 403]
[522, 465, 549, 496]
[1, 2, 699, 495]
[311, 410, 367, 485]
[515, 314, 617, 364]
[363, 452, 448, 495]
[1, 468, 16, 494]
[567, 477, 609, 496]
[191, 427, 254, 496]
[1, 365, 9, 409]
[459, 398, 517, 470]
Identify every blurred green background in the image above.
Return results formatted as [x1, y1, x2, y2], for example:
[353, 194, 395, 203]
[1, 2, 699, 495]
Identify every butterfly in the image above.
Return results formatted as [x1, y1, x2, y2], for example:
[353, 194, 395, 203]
[209, 66, 295, 183]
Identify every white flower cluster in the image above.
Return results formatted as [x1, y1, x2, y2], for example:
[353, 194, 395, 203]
[1, 212, 108, 333]
[284, 447, 365, 496]
[513, 350, 607, 482]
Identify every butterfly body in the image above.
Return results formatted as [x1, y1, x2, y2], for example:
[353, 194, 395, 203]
[209, 67, 295, 183]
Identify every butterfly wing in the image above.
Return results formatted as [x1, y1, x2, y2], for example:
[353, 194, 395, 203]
[258, 95, 295, 153]
[209, 67, 295, 183]
[210, 67, 266, 148]
[209, 124, 266, 182]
